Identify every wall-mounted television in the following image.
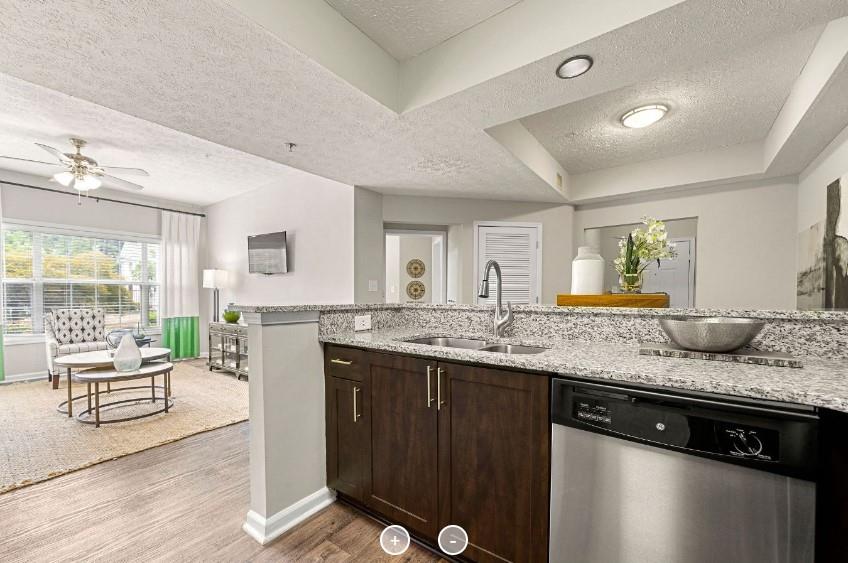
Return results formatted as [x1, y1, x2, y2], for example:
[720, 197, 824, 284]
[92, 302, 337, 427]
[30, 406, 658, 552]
[248, 231, 288, 275]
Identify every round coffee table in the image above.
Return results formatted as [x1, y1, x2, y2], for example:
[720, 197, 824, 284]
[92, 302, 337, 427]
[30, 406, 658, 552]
[55, 347, 171, 418]
[74, 362, 174, 428]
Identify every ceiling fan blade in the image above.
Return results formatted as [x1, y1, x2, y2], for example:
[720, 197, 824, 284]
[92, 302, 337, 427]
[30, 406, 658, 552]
[35, 143, 72, 164]
[99, 174, 144, 192]
[99, 166, 150, 177]
[0, 155, 64, 176]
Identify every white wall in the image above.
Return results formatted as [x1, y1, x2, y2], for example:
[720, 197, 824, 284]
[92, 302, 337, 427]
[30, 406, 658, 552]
[204, 173, 355, 310]
[382, 195, 574, 305]
[574, 180, 799, 309]
[353, 187, 384, 303]
[797, 123, 848, 233]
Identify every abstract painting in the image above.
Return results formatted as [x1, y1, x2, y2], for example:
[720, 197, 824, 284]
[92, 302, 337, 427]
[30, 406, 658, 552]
[797, 221, 824, 310]
[824, 178, 848, 308]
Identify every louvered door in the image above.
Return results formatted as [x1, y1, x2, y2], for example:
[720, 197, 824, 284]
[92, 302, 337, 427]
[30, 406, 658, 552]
[476, 224, 540, 305]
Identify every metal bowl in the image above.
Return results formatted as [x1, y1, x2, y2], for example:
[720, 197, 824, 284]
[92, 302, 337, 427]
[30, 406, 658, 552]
[658, 317, 766, 353]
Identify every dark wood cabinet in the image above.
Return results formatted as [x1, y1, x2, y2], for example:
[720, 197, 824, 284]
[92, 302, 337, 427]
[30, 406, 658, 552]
[325, 375, 370, 503]
[367, 353, 440, 539]
[324, 346, 551, 562]
[438, 363, 550, 563]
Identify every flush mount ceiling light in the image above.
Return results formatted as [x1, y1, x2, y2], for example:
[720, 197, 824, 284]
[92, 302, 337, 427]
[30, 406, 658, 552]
[620, 104, 669, 129]
[556, 55, 593, 79]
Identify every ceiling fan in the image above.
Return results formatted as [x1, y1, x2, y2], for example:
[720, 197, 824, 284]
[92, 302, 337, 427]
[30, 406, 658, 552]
[0, 137, 148, 192]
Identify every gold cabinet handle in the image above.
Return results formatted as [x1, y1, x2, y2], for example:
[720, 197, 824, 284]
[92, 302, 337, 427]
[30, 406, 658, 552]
[331, 358, 353, 366]
[437, 367, 445, 410]
[426, 366, 434, 408]
[353, 386, 361, 422]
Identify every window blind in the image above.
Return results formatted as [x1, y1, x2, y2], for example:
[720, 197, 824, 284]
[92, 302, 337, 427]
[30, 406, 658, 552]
[2, 226, 160, 335]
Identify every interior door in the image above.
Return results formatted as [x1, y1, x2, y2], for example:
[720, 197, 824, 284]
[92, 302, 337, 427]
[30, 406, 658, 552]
[438, 362, 550, 562]
[476, 224, 540, 305]
[641, 238, 694, 307]
[367, 353, 440, 539]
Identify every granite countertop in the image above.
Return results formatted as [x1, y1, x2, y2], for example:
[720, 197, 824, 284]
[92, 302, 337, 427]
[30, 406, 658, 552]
[231, 302, 848, 321]
[320, 328, 848, 414]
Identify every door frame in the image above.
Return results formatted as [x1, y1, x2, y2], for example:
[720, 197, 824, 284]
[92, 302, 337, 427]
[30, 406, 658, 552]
[472, 221, 543, 305]
[384, 228, 448, 304]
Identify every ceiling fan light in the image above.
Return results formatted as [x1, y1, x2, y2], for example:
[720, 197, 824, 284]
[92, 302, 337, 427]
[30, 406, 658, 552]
[53, 171, 75, 187]
[73, 175, 102, 191]
[621, 104, 669, 129]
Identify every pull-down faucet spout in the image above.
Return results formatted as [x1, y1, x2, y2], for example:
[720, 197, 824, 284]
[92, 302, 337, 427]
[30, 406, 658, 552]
[478, 260, 514, 338]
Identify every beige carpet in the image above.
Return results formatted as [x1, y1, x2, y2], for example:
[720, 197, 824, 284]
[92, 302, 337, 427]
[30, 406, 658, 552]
[0, 361, 248, 494]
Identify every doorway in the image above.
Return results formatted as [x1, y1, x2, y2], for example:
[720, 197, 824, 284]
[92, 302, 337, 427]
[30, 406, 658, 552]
[385, 229, 447, 304]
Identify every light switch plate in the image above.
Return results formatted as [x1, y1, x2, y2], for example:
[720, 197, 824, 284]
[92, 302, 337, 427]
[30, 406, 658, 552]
[368, 279, 379, 292]
[354, 314, 372, 331]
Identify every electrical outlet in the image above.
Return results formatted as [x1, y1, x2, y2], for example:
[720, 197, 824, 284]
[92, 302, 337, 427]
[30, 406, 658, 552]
[368, 279, 379, 292]
[354, 314, 372, 331]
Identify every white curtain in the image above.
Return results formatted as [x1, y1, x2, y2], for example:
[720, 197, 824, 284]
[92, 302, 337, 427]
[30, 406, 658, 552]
[161, 211, 201, 319]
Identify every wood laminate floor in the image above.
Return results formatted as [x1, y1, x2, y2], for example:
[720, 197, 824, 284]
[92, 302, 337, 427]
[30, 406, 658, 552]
[0, 422, 444, 562]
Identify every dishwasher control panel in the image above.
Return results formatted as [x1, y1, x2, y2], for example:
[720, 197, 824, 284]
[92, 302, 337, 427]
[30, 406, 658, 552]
[553, 378, 819, 480]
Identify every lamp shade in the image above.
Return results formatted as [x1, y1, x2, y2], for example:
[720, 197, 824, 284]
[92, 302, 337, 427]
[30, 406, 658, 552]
[202, 269, 229, 289]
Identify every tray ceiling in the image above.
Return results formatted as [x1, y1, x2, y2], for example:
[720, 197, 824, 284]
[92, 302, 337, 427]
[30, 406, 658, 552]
[324, 0, 522, 60]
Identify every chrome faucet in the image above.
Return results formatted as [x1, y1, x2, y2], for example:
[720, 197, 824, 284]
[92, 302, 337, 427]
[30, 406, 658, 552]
[478, 259, 514, 338]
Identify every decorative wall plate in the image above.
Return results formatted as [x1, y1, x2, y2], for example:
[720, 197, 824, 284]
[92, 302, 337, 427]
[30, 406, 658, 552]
[406, 258, 426, 278]
[406, 281, 426, 300]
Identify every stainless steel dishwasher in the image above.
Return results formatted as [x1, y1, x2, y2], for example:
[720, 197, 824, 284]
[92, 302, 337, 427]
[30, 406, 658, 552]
[550, 378, 818, 563]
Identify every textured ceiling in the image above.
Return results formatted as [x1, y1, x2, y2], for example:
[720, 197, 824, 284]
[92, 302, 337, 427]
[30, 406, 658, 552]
[0, 0, 846, 206]
[520, 26, 824, 173]
[324, 0, 522, 61]
[0, 74, 302, 206]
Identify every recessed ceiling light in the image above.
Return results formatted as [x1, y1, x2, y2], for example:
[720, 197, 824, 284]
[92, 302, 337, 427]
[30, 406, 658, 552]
[556, 55, 593, 79]
[620, 104, 668, 129]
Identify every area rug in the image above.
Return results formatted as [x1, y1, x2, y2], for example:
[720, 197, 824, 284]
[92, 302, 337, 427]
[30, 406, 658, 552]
[0, 361, 248, 493]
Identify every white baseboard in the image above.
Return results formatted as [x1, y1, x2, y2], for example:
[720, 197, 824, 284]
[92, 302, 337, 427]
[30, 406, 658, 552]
[242, 487, 336, 545]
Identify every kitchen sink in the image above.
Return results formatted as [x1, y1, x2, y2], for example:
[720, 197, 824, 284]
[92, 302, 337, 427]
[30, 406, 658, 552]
[405, 337, 548, 355]
[478, 344, 548, 355]
[405, 336, 488, 349]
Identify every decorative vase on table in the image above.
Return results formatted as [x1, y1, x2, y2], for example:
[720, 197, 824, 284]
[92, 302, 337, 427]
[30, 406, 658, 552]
[614, 217, 677, 295]
[571, 246, 605, 294]
[113, 333, 143, 372]
[619, 272, 643, 293]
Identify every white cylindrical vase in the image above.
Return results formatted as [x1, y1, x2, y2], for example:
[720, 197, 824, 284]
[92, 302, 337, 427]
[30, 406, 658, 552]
[571, 246, 605, 295]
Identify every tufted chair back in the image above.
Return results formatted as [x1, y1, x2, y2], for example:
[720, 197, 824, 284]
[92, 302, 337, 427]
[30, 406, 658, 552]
[45, 308, 106, 344]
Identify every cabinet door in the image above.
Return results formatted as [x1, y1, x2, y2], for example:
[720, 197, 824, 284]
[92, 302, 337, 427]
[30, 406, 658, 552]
[368, 352, 440, 539]
[325, 375, 370, 503]
[438, 362, 550, 563]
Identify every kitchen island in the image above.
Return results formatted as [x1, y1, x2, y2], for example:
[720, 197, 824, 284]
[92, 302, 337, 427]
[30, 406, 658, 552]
[232, 303, 848, 561]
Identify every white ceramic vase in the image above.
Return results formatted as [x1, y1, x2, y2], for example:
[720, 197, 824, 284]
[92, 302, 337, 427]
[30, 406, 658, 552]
[113, 333, 143, 372]
[571, 246, 605, 295]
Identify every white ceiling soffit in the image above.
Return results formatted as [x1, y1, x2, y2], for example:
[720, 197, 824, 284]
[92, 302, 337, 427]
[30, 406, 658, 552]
[520, 26, 824, 174]
[0, 73, 311, 207]
[323, 0, 523, 61]
[0, 1, 847, 205]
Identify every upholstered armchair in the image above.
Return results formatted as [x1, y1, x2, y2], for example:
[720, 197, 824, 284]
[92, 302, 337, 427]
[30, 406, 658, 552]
[45, 308, 109, 389]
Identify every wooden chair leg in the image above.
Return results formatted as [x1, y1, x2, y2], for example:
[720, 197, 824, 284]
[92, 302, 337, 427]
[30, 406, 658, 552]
[52, 370, 60, 390]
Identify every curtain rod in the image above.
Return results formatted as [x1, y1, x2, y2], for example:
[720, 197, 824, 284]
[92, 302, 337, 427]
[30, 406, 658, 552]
[0, 181, 206, 218]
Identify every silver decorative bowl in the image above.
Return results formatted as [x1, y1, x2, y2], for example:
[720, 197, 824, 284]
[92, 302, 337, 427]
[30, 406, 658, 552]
[658, 317, 766, 353]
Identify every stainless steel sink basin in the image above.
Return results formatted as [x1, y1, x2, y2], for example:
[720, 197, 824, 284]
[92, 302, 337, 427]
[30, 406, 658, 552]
[478, 344, 548, 355]
[405, 336, 488, 349]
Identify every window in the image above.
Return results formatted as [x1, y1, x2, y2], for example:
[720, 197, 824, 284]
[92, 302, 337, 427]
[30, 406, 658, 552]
[2, 224, 160, 336]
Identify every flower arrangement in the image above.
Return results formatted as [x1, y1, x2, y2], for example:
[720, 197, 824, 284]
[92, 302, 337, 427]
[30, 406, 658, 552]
[614, 217, 677, 292]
